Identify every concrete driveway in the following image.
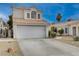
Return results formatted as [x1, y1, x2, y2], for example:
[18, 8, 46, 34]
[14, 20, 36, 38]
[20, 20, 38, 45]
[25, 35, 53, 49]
[17, 39, 79, 56]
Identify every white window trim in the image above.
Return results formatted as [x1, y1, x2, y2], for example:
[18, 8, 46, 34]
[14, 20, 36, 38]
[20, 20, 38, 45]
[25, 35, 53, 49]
[24, 10, 31, 19]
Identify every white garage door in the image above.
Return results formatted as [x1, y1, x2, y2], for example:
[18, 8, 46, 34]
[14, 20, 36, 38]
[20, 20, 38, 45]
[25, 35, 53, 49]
[16, 25, 46, 38]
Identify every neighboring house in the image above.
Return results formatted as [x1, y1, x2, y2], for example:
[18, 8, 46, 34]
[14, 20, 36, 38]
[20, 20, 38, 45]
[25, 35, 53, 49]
[12, 7, 49, 39]
[0, 18, 8, 38]
[49, 20, 79, 36]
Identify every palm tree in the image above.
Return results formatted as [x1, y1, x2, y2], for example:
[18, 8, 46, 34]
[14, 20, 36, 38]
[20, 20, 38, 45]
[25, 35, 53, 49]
[56, 13, 62, 22]
[56, 13, 62, 35]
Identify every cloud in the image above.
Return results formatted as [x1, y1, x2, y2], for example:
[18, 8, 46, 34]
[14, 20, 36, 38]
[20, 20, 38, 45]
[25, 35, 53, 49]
[0, 13, 9, 22]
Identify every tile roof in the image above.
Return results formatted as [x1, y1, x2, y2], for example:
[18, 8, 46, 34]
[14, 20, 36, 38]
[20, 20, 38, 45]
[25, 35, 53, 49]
[13, 18, 49, 26]
[52, 20, 79, 27]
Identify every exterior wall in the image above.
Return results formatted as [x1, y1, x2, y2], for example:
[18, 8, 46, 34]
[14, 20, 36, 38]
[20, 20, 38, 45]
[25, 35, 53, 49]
[13, 8, 24, 19]
[13, 7, 41, 20]
[76, 26, 79, 36]
[13, 24, 17, 38]
[24, 10, 31, 19]
[77, 26, 79, 36]
[46, 26, 49, 38]
[68, 26, 72, 36]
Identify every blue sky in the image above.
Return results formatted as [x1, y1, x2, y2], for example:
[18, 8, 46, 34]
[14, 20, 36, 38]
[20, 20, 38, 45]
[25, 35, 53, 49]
[0, 3, 79, 23]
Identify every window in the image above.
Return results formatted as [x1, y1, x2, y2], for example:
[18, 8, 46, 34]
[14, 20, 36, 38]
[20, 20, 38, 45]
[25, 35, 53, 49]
[65, 27, 69, 35]
[38, 14, 40, 19]
[27, 13, 30, 18]
[31, 11, 36, 19]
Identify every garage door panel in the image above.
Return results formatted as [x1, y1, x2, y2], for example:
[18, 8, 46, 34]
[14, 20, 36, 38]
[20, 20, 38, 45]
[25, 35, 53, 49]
[16, 25, 46, 38]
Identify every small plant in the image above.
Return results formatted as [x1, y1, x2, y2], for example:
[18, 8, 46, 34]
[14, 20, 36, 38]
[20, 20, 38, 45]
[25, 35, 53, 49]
[73, 36, 79, 41]
[6, 48, 16, 55]
[50, 32, 56, 38]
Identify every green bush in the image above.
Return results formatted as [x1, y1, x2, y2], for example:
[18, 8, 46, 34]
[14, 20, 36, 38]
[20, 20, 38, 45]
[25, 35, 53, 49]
[58, 28, 64, 35]
[51, 27, 57, 33]
[51, 32, 56, 38]
[73, 36, 79, 41]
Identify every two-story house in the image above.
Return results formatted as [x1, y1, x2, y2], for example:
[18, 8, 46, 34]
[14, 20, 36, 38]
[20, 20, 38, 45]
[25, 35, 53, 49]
[12, 7, 49, 39]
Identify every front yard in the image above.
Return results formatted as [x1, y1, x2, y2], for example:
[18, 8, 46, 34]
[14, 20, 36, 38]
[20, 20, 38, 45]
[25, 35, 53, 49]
[0, 39, 22, 56]
[55, 36, 79, 47]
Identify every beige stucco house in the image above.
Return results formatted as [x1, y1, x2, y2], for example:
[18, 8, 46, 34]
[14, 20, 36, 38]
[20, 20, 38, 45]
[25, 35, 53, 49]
[49, 20, 79, 36]
[0, 18, 8, 38]
[12, 7, 49, 39]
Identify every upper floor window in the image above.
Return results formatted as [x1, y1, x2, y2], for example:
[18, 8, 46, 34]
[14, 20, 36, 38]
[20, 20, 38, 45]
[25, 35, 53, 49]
[31, 11, 36, 19]
[27, 13, 30, 18]
[38, 14, 40, 19]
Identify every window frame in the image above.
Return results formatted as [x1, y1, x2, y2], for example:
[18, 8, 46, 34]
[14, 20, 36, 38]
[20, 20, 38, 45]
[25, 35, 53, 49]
[27, 13, 30, 18]
[31, 11, 36, 19]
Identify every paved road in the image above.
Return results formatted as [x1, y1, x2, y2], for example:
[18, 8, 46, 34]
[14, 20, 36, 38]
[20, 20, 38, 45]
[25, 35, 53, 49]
[17, 39, 79, 56]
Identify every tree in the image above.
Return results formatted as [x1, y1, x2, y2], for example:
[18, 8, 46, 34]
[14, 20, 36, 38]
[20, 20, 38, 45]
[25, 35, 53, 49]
[7, 15, 13, 29]
[56, 13, 62, 22]
[56, 13, 62, 36]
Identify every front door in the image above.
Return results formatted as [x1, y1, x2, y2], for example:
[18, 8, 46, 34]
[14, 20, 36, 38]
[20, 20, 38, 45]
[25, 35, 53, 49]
[73, 27, 76, 36]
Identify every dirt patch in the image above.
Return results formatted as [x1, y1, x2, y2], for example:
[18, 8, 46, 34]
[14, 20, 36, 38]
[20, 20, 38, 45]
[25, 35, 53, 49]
[0, 39, 22, 56]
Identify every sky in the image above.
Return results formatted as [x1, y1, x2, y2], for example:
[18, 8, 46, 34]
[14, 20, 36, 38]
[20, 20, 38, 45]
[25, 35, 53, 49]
[0, 3, 79, 23]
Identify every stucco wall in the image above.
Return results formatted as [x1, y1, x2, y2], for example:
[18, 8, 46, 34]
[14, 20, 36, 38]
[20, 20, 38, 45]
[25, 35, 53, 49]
[13, 8, 24, 19]
[46, 26, 49, 38]
[13, 24, 17, 38]
[68, 26, 72, 36]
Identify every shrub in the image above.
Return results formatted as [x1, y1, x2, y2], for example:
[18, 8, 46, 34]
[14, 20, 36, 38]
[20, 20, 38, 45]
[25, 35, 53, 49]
[58, 28, 64, 35]
[73, 36, 79, 41]
[51, 27, 57, 33]
[50, 32, 56, 38]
